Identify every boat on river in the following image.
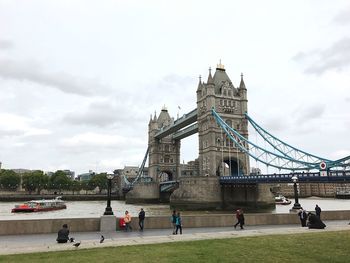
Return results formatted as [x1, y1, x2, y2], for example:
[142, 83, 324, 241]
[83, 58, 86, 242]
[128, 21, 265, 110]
[11, 196, 66, 213]
[275, 194, 292, 205]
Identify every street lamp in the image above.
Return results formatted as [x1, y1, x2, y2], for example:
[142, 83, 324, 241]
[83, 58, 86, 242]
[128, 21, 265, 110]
[291, 175, 301, 210]
[104, 174, 114, 215]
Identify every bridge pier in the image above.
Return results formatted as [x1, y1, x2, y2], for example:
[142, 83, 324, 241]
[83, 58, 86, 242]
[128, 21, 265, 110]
[125, 182, 159, 204]
[221, 184, 275, 210]
[170, 176, 222, 210]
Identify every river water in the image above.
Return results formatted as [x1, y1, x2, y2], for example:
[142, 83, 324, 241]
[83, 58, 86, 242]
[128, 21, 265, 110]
[0, 197, 349, 220]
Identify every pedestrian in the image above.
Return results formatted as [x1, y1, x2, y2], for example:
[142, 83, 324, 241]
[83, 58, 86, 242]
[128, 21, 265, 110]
[175, 212, 182, 235]
[138, 208, 145, 231]
[315, 204, 322, 219]
[233, 209, 240, 229]
[237, 209, 245, 229]
[171, 210, 177, 234]
[124, 210, 132, 232]
[56, 224, 70, 243]
[298, 208, 307, 227]
[307, 212, 326, 229]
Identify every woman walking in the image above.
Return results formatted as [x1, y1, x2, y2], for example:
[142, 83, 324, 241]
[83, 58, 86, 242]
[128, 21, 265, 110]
[175, 212, 182, 235]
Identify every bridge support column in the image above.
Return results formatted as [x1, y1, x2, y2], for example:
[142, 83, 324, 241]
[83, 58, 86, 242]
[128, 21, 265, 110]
[222, 184, 275, 210]
[170, 176, 222, 210]
[125, 182, 159, 204]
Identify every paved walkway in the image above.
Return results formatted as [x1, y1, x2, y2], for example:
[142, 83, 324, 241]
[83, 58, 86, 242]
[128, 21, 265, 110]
[1, 220, 349, 255]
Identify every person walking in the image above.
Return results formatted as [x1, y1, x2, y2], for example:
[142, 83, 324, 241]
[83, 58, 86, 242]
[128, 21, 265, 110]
[124, 210, 132, 232]
[315, 204, 322, 219]
[234, 209, 240, 229]
[237, 209, 245, 229]
[298, 208, 307, 227]
[56, 224, 70, 243]
[138, 208, 145, 231]
[171, 210, 177, 235]
[175, 212, 182, 235]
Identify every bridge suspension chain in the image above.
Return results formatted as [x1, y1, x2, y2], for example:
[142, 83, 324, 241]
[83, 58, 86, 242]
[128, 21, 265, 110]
[244, 113, 331, 164]
[212, 109, 322, 171]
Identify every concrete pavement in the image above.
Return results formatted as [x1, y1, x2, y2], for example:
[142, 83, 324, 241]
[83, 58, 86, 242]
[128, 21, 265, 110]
[0, 220, 349, 255]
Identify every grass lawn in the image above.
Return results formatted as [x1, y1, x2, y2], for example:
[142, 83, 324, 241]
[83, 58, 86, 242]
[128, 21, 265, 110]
[1, 231, 349, 263]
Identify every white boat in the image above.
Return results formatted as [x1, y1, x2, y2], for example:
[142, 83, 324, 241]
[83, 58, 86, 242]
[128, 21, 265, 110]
[11, 196, 67, 213]
[275, 195, 292, 205]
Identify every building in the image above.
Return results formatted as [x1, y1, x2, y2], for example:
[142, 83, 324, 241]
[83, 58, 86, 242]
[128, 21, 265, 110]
[77, 170, 95, 181]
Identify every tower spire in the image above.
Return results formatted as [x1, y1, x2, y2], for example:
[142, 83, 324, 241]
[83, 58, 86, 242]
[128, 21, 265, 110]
[207, 67, 213, 84]
[239, 72, 246, 90]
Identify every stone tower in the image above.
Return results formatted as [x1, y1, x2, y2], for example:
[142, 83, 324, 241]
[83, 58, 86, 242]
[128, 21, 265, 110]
[196, 62, 250, 177]
[148, 106, 181, 182]
[170, 63, 250, 210]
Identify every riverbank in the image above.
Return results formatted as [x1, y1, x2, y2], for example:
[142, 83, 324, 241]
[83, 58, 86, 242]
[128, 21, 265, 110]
[1, 210, 350, 235]
[0, 194, 122, 202]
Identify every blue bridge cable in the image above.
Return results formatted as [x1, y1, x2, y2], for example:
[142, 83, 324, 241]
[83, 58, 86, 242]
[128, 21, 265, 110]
[123, 146, 149, 186]
[244, 113, 332, 163]
[211, 108, 323, 171]
[244, 113, 350, 169]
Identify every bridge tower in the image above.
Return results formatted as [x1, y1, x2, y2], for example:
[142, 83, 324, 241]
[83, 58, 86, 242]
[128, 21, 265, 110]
[125, 106, 181, 204]
[170, 63, 251, 210]
[197, 62, 250, 177]
[148, 106, 181, 182]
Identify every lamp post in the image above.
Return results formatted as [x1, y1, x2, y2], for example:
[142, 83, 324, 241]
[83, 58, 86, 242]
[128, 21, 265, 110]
[104, 174, 114, 215]
[291, 175, 301, 210]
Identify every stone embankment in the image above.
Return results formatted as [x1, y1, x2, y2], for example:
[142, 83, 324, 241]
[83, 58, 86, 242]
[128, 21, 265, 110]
[1, 210, 350, 235]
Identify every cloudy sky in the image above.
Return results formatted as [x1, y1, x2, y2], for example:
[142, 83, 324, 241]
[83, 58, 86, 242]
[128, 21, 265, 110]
[0, 0, 350, 175]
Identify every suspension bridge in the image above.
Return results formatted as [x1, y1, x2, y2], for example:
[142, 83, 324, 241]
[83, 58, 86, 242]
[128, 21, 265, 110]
[123, 63, 350, 209]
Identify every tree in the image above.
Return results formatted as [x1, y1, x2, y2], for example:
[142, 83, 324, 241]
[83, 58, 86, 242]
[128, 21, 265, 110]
[0, 169, 21, 191]
[81, 180, 95, 194]
[70, 180, 82, 195]
[88, 173, 108, 194]
[22, 170, 48, 194]
[49, 170, 72, 193]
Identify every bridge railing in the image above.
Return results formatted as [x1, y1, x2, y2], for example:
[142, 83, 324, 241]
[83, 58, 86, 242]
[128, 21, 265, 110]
[220, 170, 350, 184]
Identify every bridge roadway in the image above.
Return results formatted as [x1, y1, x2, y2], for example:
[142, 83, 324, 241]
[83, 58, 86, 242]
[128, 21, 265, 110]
[1, 220, 349, 255]
[220, 170, 350, 184]
[154, 108, 197, 140]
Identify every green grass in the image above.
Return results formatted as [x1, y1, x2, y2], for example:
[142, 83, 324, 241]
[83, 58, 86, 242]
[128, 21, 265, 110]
[1, 231, 349, 263]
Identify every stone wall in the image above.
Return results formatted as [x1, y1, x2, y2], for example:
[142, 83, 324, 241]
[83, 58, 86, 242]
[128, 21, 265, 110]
[125, 182, 159, 204]
[170, 176, 222, 210]
[222, 184, 275, 210]
[1, 210, 350, 235]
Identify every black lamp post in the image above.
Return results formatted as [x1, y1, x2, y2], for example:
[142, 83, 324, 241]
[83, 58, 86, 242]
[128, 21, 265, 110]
[291, 175, 301, 210]
[104, 174, 114, 215]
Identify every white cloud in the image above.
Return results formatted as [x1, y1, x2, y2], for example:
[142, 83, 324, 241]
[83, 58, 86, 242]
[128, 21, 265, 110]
[60, 132, 143, 148]
[0, 59, 110, 96]
[0, 113, 51, 138]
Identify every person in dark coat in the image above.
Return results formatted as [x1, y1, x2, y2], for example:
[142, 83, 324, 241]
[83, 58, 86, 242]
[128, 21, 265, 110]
[171, 210, 177, 235]
[298, 208, 307, 227]
[307, 212, 326, 229]
[56, 224, 70, 243]
[234, 209, 245, 229]
[138, 208, 145, 231]
[234, 209, 240, 229]
[315, 204, 322, 219]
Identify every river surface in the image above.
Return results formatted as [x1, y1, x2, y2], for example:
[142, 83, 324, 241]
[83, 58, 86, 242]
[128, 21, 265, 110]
[0, 197, 349, 220]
